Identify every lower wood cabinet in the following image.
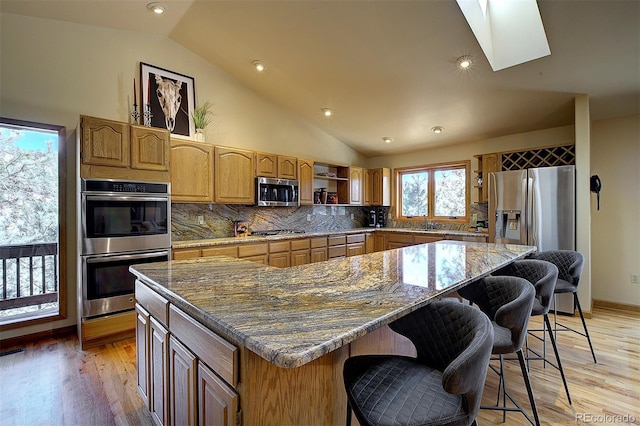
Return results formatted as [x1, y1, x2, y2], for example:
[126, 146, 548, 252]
[136, 283, 240, 426]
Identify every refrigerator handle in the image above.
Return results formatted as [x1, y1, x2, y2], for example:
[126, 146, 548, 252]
[521, 175, 529, 245]
[526, 174, 536, 247]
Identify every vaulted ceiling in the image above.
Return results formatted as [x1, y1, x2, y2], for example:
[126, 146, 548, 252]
[2, 0, 639, 157]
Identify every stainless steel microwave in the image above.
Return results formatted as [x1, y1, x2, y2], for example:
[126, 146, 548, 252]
[256, 177, 299, 207]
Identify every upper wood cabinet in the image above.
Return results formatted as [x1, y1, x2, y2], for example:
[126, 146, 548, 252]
[170, 140, 214, 203]
[255, 153, 277, 177]
[79, 115, 170, 182]
[277, 156, 297, 179]
[214, 146, 255, 204]
[298, 159, 314, 205]
[348, 167, 364, 205]
[369, 168, 391, 206]
[256, 153, 297, 179]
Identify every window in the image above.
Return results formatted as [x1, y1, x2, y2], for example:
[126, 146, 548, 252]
[0, 118, 66, 329]
[394, 161, 470, 222]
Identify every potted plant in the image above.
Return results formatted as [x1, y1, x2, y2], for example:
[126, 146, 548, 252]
[191, 101, 213, 142]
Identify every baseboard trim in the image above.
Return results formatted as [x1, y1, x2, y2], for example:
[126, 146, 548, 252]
[0, 325, 76, 350]
[593, 299, 640, 314]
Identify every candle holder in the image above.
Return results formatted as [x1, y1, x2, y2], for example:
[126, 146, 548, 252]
[130, 103, 140, 125]
[143, 103, 153, 127]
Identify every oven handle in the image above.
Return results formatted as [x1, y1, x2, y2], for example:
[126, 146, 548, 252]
[83, 195, 169, 203]
[85, 250, 170, 264]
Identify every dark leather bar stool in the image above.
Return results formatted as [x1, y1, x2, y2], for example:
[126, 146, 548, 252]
[528, 250, 597, 363]
[342, 299, 493, 426]
[494, 259, 572, 405]
[458, 276, 539, 425]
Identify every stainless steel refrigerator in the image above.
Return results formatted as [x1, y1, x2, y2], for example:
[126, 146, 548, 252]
[488, 165, 576, 313]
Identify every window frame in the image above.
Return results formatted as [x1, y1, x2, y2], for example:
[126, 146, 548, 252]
[0, 117, 67, 330]
[394, 160, 470, 224]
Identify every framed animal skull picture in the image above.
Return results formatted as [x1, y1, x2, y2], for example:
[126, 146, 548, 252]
[140, 62, 195, 139]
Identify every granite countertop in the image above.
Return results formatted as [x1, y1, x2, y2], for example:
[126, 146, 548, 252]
[131, 241, 533, 369]
[172, 227, 487, 249]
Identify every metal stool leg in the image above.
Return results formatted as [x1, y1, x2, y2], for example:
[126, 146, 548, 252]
[346, 402, 352, 426]
[545, 314, 572, 404]
[574, 294, 597, 363]
[517, 349, 541, 426]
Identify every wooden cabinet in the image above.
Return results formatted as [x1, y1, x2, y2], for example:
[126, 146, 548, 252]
[374, 234, 386, 252]
[310, 237, 327, 263]
[169, 336, 197, 426]
[414, 234, 444, 244]
[238, 243, 268, 264]
[369, 168, 391, 206]
[198, 361, 239, 426]
[201, 246, 238, 258]
[255, 152, 278, 177]
[298, 159, 314, 205]
[385, 233, 415, 250]
[269, 241, 291, 268]
[348, 167, 364, 205]
[290, 239, 311, 266]
[214, 146, 255, 204]
[136, 283, 240, 426]
[256, 153, 297, 179]
[327, 235, 347, 259]
[170, 140, 214, 202]
[313, 163, 350, 205]
[346, 233, 365, 257]
[172, 248, 202, 260]
[277, 156, 297, 179]
[150, 316, 169, 426]
[79, 115, 170, 182]
[474, 153, 498, 203]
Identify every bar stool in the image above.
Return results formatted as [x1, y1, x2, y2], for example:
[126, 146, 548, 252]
[494, 259, 572, 405]
[528, 250, 597, 363]
[458, 276, 539, 425]
[342, 299, 493, 426]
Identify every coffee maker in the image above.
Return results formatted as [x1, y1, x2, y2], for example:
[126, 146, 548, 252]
[368, 209, 377, 227]
[377, 208, 386, 228]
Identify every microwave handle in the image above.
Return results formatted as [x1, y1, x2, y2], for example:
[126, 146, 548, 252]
[85, 250, 170, 264]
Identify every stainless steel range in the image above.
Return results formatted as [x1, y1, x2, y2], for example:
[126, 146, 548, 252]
[78, 179, 171, 318]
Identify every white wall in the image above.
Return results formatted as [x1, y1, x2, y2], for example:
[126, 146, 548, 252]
[0, 13, 365, 340]
[590, 114, 640, 306]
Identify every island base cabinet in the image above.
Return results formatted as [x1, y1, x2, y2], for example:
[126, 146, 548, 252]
[198, 362, 239, 426]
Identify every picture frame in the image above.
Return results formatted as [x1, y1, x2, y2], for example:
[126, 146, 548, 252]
[140, 62, 195, 139]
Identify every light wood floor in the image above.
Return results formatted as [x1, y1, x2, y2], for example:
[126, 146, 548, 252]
[0, 306, 638, 426]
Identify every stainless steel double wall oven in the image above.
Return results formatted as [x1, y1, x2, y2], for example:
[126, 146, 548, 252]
[79, 179, 171, 319]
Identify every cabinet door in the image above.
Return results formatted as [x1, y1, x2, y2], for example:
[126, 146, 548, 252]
[255, 153, 277, 177]
[310, 247, 327, 263]
[150, 317, 169, 426]
[298, 159, 315, 205]
[364, 169, 372, 205]
[135, 304, 151, 409]
[169, 336, 197, 426]
[481, 154, 498, 203]
[214, 147, 255, 204]
[81, 115, 130, 168]
[269, 252, 290, 268]
[131, 125, 170, 171]
[349, 167, 363, 205]
[374, 234, 386, 252]
[371, 168, 391, 206]
[170, 140, 214, 202]
[198, 362, 239, 426]
[173, 248, 202, 260]
[365, 233, 375, 254]
[291, 250, 310, 266]
[277, 156, 297, 179]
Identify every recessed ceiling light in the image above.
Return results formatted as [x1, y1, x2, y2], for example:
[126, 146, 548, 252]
[321, 108, 333, 117]
[455, 55, 473, 70]
[431, 126, 445, 134]
[382, 137, 393, 144]
[252, 60, 265, 72]
[146, 2, 166, 14]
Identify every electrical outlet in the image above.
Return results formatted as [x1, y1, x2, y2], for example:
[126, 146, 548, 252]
[350, 213, 354, 220]
[197, 215, 204, 225]
[632, 274, 640, 284]
[306, 214, 311, 222]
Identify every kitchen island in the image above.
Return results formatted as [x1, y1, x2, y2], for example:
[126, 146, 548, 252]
[131, 241, 534, 426]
